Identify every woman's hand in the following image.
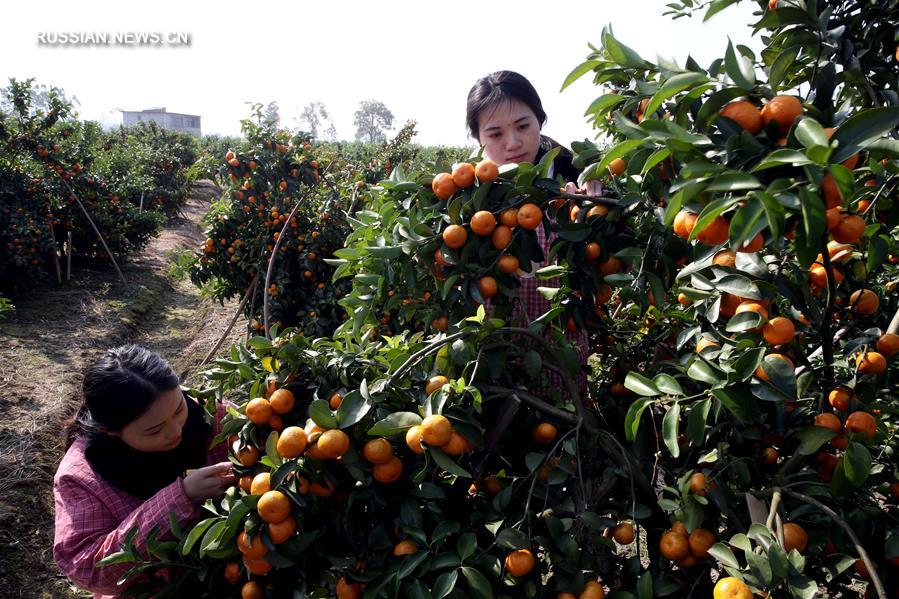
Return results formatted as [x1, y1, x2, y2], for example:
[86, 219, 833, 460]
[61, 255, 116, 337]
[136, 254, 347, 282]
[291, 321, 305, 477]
[182, 462, 234, 503]
[564, 180, 605, 197]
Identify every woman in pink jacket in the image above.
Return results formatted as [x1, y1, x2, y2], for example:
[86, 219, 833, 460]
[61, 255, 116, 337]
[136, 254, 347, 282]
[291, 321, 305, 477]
[53, 345, 232, 598]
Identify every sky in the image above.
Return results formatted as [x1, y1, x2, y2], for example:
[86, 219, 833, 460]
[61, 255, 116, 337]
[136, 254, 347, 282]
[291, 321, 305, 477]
[2, 0, 761, 148]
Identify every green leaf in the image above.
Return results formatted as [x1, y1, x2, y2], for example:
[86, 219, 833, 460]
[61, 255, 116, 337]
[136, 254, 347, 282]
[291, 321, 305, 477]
[706, 172, 762, 192]
[602, 29, 648, 68]
[794, 426, 836, 455]
[496, 528, 530, 550]
[704, 0, 740, 21]
[831, 107, 899, 164]
[561, 59, 601, 91]
[247, 336, 274, 350]
[724, 39, 756, 90]
[653, 374, 684, 395]
[457, 532, 477, 561]
[535, 265, 568, 279]
[794, 117, 829, 150]
[429, 446, 471, 478]
[711, 387, 757, 424]
[843, 442, 872, 486]
[336, 389, 371, 429]
[714, 274, 761, 299]
[584, 93, 628, 118]
[367, 412, 422, 437]
[624, 398, 653, 441]
[433, 570, 458, 599]
[265, 431, 282, 467]
[181, 518, 217, 555]
[752, 149, 814, 171]
[708, 542, 740, 568]
[688, 360, 724, 385]
[624, 372, 661, 396]
[662, 402, 681, 458]
[308, 399, 338, 428]
[644, 72, 710, 117]
[460, 567, 492, 599]
[687, 398, 711, 445]
[583, 139, 646, 182]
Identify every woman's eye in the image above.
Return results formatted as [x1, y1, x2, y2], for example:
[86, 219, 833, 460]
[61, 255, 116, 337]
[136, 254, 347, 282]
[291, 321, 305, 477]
[519, 124, 529, 130]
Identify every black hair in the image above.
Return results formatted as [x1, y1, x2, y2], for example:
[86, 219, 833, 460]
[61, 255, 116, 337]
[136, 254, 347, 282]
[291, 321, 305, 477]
[465, 71, 548, 141]
[65, 345, 180, 447]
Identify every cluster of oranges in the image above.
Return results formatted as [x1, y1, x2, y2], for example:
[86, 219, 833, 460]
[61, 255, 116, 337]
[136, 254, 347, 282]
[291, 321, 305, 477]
[431, 158, 549, 302]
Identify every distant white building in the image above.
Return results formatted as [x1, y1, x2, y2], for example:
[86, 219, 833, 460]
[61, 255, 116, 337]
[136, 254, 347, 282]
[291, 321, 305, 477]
[120, 107, 201, 136]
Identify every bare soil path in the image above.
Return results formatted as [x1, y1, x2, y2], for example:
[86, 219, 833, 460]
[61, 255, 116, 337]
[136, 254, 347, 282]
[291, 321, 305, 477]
[0, 181, 245, 598]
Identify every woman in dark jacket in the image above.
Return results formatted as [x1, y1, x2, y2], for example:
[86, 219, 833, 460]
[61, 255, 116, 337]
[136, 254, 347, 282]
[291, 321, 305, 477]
[465, 70, 603, 394]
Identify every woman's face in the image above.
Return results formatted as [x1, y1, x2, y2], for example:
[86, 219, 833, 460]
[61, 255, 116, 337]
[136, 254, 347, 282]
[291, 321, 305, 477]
[112, 387, 189, 452]
[476, 99, 541, 166]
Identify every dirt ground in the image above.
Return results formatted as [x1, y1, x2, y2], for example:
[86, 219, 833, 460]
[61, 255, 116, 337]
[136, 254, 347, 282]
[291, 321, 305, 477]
[0, 181, 246, 598]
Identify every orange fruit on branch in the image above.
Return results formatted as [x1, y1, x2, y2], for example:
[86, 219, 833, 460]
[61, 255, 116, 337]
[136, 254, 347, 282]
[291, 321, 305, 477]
[848, 289, 878, 314]
[814, 412, 842, 433]
[497, 254, 520, 274]
[475, 159, 499, 183]
[268, 516, 296, 544]
[856, 351, 887, 375]
[500, 208, 518, 227]
[532, 422, 558, 444]
[426, 375, 449, 395]
[832, 214, 865, 244]
[504, 548, 535, 576]
[246, 397, 273, 425]
[688, 528, 716, 559]
[317, 429, 351, 458]
[442, 224, 467, 249]
[607, 158, 626, 177]
[612, 521, 635, 545]
[250, 472, 271, 495]
[828, 387, 852, 411]
[673, 210, 697, 240]
[277, 426, 307, 458]
[393, 539, 418, 556]
[845, 411, 877, 440]
[761, 95, 803, 132]
[451, 162, 475, 188]
[432, 173, 457, 200]
[373, 455, 403, 483]
[421, 414, 453, 446]
[762, 317, 795, 345]
[405, 425, 425, 455]
[580, 581, 605, 599]
[478, 275, 498, 299]
[257, 490, 291, 523]
[713, 577, 752, 599]
[782, 522, 808, 553]
[269, 388, 295, 414]
[713, 249, 737, 267]
[689, 472, 709, 496]
[876, 332, 899, 357]
[336, 577, 364, 599]
[363, 438, 394, 464]
[696, 215, 730, 245]
[719, 100, 762, 134]
[491, 225, 513, 250]
[471, 210, 497, 236]
[660, 530, 690, 560]
[241, 580, 264, 599]
[517, 203, 543, 229]
[237, 531, 267, 558]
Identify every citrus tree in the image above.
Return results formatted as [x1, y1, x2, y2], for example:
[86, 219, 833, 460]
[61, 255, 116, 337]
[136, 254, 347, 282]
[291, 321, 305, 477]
[102, 1, 899, 597]
[0, 78, 199, 293]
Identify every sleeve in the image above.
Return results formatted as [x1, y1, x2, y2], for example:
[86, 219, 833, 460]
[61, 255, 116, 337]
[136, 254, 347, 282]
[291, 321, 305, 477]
[53, 474, 199, 595]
